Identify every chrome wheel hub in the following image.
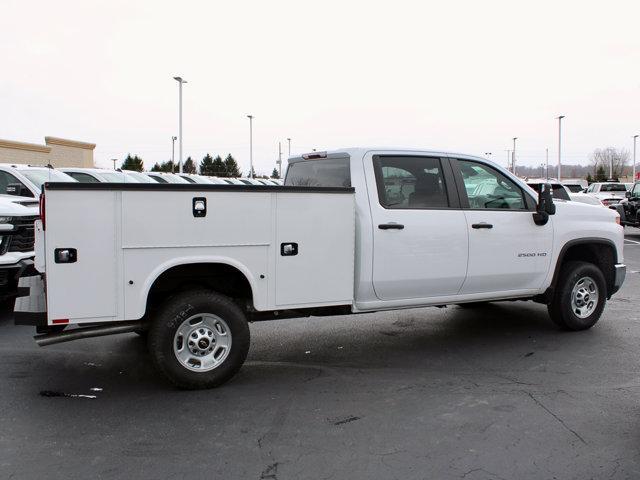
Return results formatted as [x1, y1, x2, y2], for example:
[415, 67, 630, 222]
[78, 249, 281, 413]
[570, 276, 598, 319]
[173, 314, 232, 372]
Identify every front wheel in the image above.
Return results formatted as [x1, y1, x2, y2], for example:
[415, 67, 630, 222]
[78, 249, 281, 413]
[148, 289, 250, 389]
[548, 261, 606, 331]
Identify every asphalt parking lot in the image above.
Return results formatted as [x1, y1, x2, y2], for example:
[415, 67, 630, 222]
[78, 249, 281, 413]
[1, 235, 640, 480]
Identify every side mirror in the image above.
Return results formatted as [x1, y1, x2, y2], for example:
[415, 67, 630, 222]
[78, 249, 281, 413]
[533, 183, 555, 226]
[5, 183, 28, 197]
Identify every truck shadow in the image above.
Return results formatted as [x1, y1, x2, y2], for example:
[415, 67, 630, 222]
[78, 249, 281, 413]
[2, 300, 619, 397]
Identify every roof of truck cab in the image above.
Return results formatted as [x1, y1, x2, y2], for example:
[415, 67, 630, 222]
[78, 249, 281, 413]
[289, 147, 493, 162]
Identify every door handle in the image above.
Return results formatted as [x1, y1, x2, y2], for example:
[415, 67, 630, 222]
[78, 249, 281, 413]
[378, 223, 404, 230]
[471, 222, 493, 229]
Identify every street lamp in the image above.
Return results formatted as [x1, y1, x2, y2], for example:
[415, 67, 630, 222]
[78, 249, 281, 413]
[634, 135, 638, 181]
[171, 136, 177, 172]
[111, 158, 117, 170]
[557, 115, 565, 181]
[512, 138, 518, 175]
[173, 76, 187, 173]
[247, 115, 254, 178]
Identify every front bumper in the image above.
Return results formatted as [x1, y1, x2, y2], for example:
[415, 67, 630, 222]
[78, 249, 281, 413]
[612, 263, 626, 296]
[0, 258, 36, 299]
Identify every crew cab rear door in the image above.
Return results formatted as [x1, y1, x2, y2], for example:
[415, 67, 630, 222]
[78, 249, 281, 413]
[366, 153, 468, 300]
[450, 158, 553, 294]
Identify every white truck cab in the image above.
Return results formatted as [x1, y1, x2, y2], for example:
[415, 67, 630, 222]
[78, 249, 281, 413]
[16, 148, 625, 389]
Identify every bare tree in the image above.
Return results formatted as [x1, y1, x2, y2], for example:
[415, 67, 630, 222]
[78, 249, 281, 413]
[589, 147, 629, 179]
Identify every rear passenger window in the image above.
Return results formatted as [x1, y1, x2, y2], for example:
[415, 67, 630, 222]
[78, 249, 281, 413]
[373, 156, 449, 209]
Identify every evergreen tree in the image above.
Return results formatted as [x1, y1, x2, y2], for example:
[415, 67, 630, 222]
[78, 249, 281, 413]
[212, 155, 226, 176]
[121, 154, 144, 172]
[247, 166, 256, 178]
[586, 173, 593, 184]
[183, 157, 197, 174]
[271, 168, 280, 179]
[200, 154, 216, 176]
[224, 154, 242, 177]
[160, 160, 175, 172]
[595, 165, 606, 182]
[151, 162, 162, 172]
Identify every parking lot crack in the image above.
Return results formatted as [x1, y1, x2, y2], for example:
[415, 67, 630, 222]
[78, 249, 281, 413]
[524, 391, 587, 445]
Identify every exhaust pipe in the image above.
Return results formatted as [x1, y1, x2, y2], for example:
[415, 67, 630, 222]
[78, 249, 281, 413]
[35, 321, 144, 347]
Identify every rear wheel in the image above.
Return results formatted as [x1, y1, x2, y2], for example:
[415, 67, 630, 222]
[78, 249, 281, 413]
[148, 289, 250, 389]
[548, 261, 606, 331]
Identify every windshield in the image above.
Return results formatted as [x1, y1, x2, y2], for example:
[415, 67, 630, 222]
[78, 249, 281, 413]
[123, 171, 155, 183]
[285, 158, 351, 187]
[564, 184, 584, 193]
[600, 183, 626, 192]
[21, 169, 77, 191]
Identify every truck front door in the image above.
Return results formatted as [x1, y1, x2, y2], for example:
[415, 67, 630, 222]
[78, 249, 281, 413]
[367, 154, 468, 300]
[451, 158, 553, 294]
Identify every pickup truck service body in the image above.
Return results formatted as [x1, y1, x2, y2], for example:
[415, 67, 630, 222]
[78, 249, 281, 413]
[16, 148, 625, 388]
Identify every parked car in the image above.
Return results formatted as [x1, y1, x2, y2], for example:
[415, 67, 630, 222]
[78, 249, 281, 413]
[177, 173, 227, 185]
[60, 167, 140, 183]
[121, 170, 157, 183]
[0, 197, 39, 304]
[613, 181, 640, 227]
[562, 179, 589, 193]
[526, 178, 603, 206]
[145, 172, 190, 184]
[525, 178, 571, 201]
[585, 182, 628, 206]
[16, 148, 625, 389]
[0, 164, 76, 198]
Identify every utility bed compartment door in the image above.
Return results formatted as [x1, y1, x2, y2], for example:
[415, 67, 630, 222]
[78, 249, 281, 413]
[274, 192, 354, 307]
[45, 191, 118, 322]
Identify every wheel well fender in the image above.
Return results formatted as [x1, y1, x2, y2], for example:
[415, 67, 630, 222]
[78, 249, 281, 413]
[141, 257, 257, 317]
[551, 238, 617, 298]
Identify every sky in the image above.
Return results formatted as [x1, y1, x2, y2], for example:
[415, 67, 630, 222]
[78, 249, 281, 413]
[1, 0, 639, 175]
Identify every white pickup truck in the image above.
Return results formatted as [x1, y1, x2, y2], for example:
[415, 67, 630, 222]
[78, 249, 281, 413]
[16, 148, 626, 389]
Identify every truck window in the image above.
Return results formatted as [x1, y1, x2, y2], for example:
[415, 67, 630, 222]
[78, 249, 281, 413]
[373, 156, 449, 209]
[67, 172, 101, 183]
[0, 171, 31, 196]
[285, 159, 351, 187]
[457, 160, 526, 210]
[600, 183, 626, 192]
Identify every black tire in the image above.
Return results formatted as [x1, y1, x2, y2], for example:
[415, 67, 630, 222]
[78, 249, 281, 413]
[148, 289, 250, 389]
[548, 260, 606, 331]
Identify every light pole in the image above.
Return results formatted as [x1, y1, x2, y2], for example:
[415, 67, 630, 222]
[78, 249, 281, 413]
[287, 138, 291, 158]
[633, 135, 638, 181]
[171, 136, 177, 171]
[557, 115, 564, 181]
[506, 150, 511, 170]
[545, 148, 549, 180]
[247, 115, 254, 178]
[512, 138, 518, 175]
[112, 158, 117, 170]
[173, 76, 187, 173]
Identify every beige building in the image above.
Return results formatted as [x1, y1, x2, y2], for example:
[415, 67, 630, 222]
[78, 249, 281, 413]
[0, 136, 95, 168]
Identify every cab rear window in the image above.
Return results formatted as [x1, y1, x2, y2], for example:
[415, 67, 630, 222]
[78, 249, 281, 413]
[285, 159, 351, 187]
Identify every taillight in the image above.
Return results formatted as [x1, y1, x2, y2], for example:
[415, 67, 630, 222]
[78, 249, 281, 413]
[39, 192, 45, 230]
[615, 215, 621, 225]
